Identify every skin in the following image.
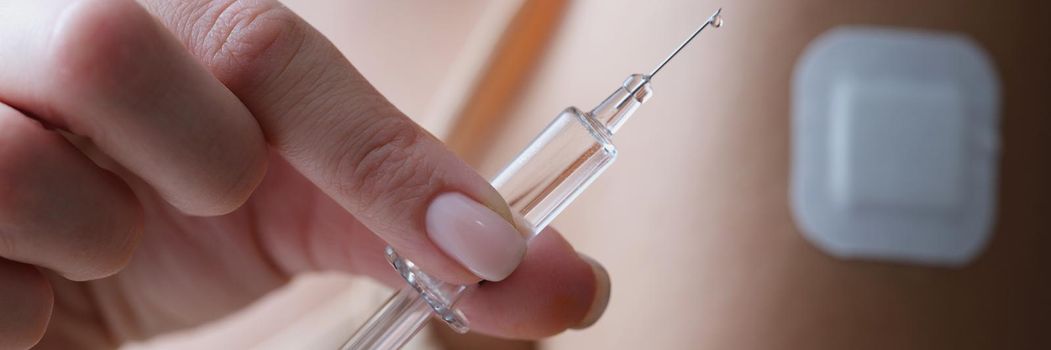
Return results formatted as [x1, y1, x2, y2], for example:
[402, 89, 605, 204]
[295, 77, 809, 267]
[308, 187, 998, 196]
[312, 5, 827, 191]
[481, 0, 1051, 349]
[0, 0, 606, 348]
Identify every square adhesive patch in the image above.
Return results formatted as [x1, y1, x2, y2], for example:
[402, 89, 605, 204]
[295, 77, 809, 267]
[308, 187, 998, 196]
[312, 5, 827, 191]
[791, 27, 1001, 266]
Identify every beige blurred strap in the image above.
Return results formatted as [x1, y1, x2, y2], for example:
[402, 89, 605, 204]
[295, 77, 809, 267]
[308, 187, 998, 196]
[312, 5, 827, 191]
[443, 0, 570, 166]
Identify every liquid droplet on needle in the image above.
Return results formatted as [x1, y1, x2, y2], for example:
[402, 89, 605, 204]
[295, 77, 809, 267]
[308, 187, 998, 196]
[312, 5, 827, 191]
[711, 13, 724, 28]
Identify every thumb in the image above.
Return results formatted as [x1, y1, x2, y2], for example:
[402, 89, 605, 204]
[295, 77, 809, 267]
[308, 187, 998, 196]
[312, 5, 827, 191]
[144, 0, 525, 284]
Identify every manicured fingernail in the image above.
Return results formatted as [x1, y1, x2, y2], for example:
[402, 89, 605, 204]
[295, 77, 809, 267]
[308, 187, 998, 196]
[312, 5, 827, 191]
[426, 192, 526, 281]
[573, 254, 611, 329]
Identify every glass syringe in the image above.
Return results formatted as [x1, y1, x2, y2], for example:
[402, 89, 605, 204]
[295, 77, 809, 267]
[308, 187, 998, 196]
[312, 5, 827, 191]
[342, 8, 723, 350]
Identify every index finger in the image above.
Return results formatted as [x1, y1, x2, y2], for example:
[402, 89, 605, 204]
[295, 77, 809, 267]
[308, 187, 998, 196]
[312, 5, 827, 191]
[141, 0, 523, 284]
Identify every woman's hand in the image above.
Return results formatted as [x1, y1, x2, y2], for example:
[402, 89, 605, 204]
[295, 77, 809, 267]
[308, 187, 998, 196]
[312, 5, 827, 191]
[0, 1, 609, 348]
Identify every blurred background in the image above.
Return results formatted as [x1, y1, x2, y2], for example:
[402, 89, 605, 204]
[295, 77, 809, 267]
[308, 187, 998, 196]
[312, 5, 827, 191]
[125, 0, 1050, 349]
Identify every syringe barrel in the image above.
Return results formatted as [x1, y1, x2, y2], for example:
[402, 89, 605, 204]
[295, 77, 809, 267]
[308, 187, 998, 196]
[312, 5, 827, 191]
[493, 73, 653, 233]
[345, 75, 652, 350]
[343, 107, 618, 349]
[491, 106, 619, 235]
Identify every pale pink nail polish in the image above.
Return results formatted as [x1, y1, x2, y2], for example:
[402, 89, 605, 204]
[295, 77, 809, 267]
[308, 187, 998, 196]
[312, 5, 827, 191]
[426, 192, 526, 281]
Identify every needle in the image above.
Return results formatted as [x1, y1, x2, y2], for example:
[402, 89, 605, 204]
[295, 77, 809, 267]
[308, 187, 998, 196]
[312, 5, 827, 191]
[646, 8, 723, 82]
[617, 8, 722, 108]
[343, 9, 727, 349]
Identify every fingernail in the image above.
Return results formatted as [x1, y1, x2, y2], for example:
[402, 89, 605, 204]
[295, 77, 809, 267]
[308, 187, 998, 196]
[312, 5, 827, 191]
[573, 254, 611, 329]
[426, 192, 526, 281]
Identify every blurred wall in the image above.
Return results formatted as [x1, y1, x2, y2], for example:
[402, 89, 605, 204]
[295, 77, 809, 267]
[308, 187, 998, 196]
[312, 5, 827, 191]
[484, 1, 1051, 349]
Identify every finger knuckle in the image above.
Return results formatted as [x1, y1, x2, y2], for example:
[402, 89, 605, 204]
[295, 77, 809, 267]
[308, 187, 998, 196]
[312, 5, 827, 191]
[192, 0, 306, 84]
[0, 105, 141, 267]
[0, 110, 141, 280]
[334, 115, 439, 218]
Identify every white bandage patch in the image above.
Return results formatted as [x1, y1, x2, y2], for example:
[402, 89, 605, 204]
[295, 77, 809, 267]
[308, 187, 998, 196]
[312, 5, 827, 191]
[791, 27, 1001, 266]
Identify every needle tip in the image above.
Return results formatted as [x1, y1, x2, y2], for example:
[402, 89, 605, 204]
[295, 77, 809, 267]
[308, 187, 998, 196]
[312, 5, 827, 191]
[709, 8, 724, 28]
[645, 8, 724, 79]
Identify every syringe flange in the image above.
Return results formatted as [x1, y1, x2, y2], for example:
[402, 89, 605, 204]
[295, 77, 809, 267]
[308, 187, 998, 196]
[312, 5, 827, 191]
[385, 246, 470, 333]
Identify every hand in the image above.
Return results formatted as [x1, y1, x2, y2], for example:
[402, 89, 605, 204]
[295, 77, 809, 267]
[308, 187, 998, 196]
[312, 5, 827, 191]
[0, 1, 610, 348]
